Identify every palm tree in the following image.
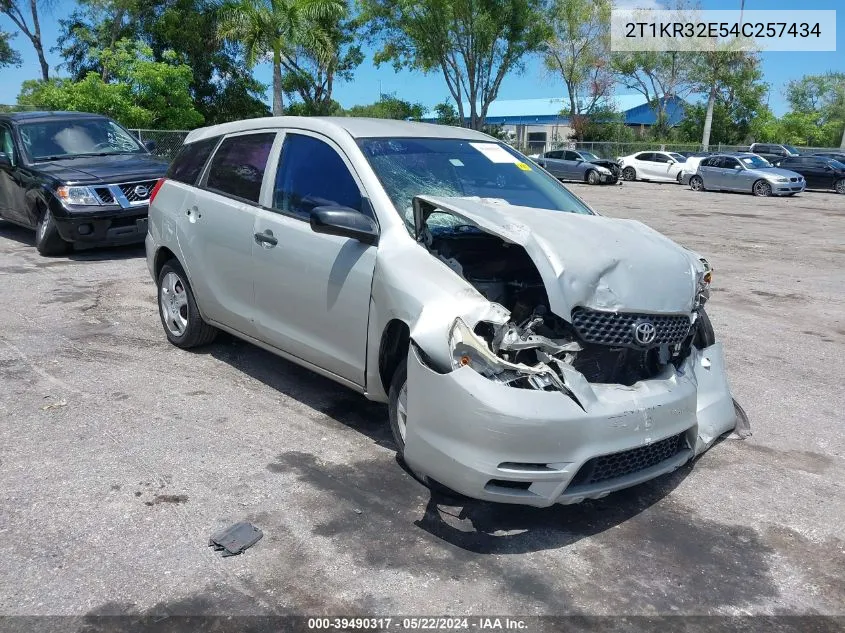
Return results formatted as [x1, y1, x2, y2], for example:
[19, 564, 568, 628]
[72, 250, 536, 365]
[217, 0, 345, 115]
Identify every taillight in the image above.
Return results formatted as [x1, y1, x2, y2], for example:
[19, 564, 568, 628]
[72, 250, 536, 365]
[149, 178, 166, 204]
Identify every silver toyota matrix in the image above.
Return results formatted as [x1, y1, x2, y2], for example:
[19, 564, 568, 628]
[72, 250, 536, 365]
[145, 118, 739, 506]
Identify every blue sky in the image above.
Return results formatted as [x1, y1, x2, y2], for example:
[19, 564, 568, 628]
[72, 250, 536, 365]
[0, 0, 842, 116]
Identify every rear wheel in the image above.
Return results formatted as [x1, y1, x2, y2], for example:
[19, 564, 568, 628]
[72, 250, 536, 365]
[35, 207, 71, 256]
[753, 180, 772, 197]
[586, 169, 600, 185]
[157, 259, 217, 348]
[676, 172, 684, 184]
[689, 175, 704, 191]
[835, 178, 845, 194]
[621, 166, 636, 181]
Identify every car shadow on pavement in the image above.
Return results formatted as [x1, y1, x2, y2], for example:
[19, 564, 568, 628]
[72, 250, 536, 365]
[0, 220, 146, 260]
[0, 219, 36, 246]
[203, 334, 397, 450]
[413, 462, 692, 555]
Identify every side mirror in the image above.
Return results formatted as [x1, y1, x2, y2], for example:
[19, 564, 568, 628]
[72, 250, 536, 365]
[144, 139, 157, 153]
[310, 206, 379, 246]
[0, 152, 11, 168]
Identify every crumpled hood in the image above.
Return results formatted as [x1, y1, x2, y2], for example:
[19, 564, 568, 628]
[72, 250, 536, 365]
[416, 196, 702, 318]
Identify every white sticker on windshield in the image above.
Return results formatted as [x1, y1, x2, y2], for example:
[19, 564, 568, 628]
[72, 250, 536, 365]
[449, 158, 464, 167]
[469, 142, 519, 164]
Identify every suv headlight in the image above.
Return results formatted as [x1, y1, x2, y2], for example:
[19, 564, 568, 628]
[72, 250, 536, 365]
[448, 318, 557, 386]
[57, 185, 101, 206]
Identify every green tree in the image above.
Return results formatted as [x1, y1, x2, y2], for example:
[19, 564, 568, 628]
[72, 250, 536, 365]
[280, 16, 363, 115]
[571, 106, 634, 142]
[786, 72, 845, 149]
[55, 0, 270, 124]
[363, 0, 549, 130]
[611, 51, 695, 138]
[344, 94, 425, 119]
[543, 0, 612, 125]
[217, 0, 345, 116]
[1, 0, 49, 79]
[19, 40, 204, 129]
[433, 101, 459, 126]
[0, 29, 22, 68]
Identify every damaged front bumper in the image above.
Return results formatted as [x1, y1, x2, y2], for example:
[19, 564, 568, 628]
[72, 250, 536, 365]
[404, 341, 737, 507]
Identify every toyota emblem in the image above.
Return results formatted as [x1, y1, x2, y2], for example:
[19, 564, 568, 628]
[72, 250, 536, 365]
[134, 185, 150, 198]
[633, 321, 657, 346]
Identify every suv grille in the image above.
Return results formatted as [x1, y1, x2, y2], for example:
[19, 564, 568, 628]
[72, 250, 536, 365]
[118, 180, 157, 203]
[566, 432, 687, 490]
[571, 308, 691, 349]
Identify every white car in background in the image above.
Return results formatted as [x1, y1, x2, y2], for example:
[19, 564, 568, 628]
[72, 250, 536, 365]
[617, 151, 687, 183]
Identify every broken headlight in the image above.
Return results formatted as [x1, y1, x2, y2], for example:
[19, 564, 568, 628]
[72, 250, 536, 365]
[695, 257, 713, 307]
[448, 318, 562, 389]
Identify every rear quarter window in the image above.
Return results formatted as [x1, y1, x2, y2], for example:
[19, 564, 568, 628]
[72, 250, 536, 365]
[167, 136, 220, 185]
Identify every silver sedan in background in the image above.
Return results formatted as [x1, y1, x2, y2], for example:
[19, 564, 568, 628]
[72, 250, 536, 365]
[535, 149, 620, 184]
[685, 153, 806, 197]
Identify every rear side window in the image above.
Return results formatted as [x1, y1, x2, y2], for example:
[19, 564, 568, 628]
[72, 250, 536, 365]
[636, 152, 653, 161]
[167, 136, 219, 185]
[205, 133, 276, 203]
[273, 133, 362, 220]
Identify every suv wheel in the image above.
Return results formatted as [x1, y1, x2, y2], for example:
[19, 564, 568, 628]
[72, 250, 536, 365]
[157, 260, 217, 348]
[35, 208, 71, 256]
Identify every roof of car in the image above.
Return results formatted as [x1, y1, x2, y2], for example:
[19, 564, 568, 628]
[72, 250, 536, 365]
[184, 116, 495, 144]
[0, 110, 109, 123]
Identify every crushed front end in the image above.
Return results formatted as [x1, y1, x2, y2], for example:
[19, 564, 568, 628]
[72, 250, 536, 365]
[403, 197, 737, 506]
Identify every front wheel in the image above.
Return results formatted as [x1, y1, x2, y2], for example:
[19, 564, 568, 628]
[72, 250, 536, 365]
[621, 166, 636, 181]
[835, 178, 845, 194]
[35, 208, 71, 256]
[157, 260, 218, 348]
[753, 180, 772, 197]
[689, 175, 704, 191]
[388, 360, 408, 452]
[586, 169, 600, 185]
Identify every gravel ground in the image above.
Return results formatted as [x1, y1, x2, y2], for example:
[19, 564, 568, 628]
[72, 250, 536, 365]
[0, 181, 843, 622]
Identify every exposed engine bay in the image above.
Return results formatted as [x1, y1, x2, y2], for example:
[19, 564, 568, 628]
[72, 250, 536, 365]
[420, 214, 708, 391]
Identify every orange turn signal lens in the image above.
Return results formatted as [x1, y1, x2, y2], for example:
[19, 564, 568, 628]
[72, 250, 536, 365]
[459, 355, 471, 366]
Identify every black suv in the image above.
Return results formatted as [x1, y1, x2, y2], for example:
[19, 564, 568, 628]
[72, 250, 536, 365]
[0, 111, 168, 255]
[748, 143, 800, 163]
[774, 155, 845, 194]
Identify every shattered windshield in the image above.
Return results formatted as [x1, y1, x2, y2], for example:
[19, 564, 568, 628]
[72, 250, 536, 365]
[357, 137, 593, 230]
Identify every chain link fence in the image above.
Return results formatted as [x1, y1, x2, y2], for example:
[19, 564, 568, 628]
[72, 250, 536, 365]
[542, 141, 842, 159]
[128, 129, 189, 160]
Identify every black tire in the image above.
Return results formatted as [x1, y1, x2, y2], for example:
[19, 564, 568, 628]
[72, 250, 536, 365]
[752, 179, 772, 197]
[621, 166, 636, 181]
[835, 178, 845, 194]
[35, 207, 71, 256]
[388, 358, 408, 453]
[693, 308, 716, 349]
[689, 175, 704, 191]
[157, 259, 217, 348]
[586, 169, 600, 185]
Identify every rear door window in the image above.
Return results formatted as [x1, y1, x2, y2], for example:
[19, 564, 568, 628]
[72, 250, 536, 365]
[205, 133, 276, 203]
[636, 152, 654, 162]
[273, 133, 362, 220]
[167, 136, 220, 185]
[652, 153, 670, 163]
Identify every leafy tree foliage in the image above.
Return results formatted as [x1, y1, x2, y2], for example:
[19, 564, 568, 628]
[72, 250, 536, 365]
[363, 0, 549, 130]
[0, 29, 22, 68]
[18, 40, 204, 128]
[55, 0, 270, 124]
[785, 72, 845, 148]
[344, 94, 425, 119]
[217, 0, 345, 116]
[1, 0, 49, 79]
[543, 0, 612, 123]
[433, 101, 460, 126]
[280, 16, 363, 115]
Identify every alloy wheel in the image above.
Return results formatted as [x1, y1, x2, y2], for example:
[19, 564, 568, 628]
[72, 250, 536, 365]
[690, 176, 704, 191]
[159, 271, 189, 337]
[622, 167, 635, 181]
[396, 381, 408, 442]
[836, 179, 845, 194]
[753, 180, 772, 197]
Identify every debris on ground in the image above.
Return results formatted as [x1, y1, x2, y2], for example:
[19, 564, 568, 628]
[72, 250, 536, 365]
[209, 522, 263, 557]
[41, 400, 67, 411]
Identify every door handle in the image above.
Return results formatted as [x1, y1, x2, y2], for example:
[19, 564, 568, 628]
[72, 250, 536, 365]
[254, 230, 278, 247]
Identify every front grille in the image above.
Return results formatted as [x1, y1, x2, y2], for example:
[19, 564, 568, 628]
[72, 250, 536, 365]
[566, 432, 687, 490]
[118, 180, 157, 203]
[93, 187, 115, 204]
[571, 308, 691, 349]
